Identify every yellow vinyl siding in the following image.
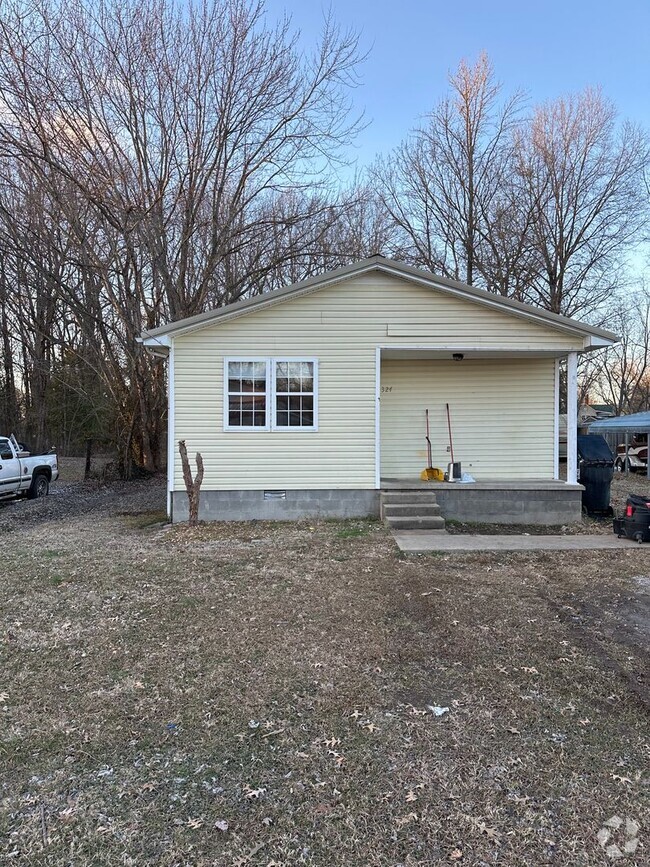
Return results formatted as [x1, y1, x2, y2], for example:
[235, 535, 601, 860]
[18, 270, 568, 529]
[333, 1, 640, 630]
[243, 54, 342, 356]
[380, 358, 555, 479]
[172, 272, 578, 489]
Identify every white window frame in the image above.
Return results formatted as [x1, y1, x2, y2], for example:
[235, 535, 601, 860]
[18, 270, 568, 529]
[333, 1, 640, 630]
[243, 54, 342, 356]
[223, 357, 319, 432]
[270, 358, 319, 432]
[223, 357, 271, 432]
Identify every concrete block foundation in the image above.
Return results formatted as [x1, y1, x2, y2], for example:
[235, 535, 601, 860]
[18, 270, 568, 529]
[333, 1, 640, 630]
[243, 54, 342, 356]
[171, 488, 380, 522]
[433, 486, 583, 525]
[171, 482, 583, 525]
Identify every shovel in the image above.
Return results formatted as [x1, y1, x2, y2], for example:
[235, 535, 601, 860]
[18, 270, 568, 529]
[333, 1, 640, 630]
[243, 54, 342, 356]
[420, 409, 444, 481]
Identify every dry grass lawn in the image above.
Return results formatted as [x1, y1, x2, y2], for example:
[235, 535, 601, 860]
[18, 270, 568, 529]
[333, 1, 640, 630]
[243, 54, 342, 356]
[0, 478, 648, 865]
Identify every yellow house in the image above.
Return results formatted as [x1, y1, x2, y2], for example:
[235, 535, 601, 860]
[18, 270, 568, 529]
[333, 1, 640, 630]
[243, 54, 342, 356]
[140, 256, 617, 524]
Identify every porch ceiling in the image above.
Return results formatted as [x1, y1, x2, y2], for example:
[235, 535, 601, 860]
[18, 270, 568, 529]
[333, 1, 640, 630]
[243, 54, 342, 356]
[380, 348, 570, 360]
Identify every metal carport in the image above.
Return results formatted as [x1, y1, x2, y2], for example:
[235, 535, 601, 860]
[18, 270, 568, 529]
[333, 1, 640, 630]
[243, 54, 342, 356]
[589, 411, 650, 478]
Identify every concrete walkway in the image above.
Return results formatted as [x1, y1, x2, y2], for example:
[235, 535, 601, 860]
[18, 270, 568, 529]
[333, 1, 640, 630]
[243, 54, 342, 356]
[393, 531, 636, 553]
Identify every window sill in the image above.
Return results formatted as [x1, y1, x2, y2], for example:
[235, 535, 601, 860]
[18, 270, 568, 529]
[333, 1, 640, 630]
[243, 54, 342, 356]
[224, 427, 319, 433]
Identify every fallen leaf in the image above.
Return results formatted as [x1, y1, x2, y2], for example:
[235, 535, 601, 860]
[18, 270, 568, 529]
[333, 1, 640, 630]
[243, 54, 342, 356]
[395, 812, 419, 828]
[409, 706, 427, 716]
[476, 821, 500, 840]
[214, 819, 229, 832]
[233, 842, 265, 867]
[449, 849, 463, 861]
[405, 790, 417, 802]
[187, 817, 203, 829]
[57, 807, 76, 823]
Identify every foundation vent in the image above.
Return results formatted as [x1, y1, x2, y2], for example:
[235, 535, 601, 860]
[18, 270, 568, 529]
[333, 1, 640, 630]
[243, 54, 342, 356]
[264, 490, 287, 500]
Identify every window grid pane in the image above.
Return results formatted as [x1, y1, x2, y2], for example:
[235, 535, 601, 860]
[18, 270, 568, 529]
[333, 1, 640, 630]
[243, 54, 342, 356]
[227, 361, 267, 427]
[274, 361, 315, 428]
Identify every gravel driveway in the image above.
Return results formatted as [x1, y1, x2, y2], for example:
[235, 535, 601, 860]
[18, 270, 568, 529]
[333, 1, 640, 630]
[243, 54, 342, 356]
[0, 475, 166, 527]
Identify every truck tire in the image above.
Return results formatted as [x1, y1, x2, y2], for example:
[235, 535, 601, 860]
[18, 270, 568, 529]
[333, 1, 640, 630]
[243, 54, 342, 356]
[28, 472, 49, 499]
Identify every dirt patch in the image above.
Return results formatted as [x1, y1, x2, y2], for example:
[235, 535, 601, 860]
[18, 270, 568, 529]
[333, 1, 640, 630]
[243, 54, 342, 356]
[0, 482, 648, 865]
[543, 574, 650, 711]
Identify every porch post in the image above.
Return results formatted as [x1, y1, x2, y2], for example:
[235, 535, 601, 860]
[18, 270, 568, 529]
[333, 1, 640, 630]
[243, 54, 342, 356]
[553, 359, 560, 480]
[375, 347, 381, 489]
[566, 351, 578, 485]
[167, 342, 175, 520]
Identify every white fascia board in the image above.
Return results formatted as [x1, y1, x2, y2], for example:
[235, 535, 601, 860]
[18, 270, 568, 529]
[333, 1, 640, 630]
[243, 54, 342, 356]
[141, 334, 171, 358]
[583, 334, 618, 350]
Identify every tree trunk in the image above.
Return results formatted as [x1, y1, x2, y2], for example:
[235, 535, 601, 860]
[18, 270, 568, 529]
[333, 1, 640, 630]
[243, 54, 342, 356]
[178, 440, 204, 527]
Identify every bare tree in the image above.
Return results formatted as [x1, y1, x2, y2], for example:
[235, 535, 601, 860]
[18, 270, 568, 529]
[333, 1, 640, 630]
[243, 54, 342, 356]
[372, 54, 527, 289]
[0, 0, 364, 468]
[518, 89, 649, 317]
[586, 290, 650, 413]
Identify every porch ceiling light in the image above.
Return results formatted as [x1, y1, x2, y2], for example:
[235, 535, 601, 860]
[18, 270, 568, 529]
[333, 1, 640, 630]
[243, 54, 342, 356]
[452, 353, 464, 361]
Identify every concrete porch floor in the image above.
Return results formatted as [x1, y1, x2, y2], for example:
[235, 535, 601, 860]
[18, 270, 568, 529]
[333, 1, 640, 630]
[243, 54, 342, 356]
[381, 477, 583, 491]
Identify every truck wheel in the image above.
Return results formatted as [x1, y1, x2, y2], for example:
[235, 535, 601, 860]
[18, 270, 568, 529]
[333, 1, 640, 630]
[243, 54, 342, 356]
[28, 473, 49, 499]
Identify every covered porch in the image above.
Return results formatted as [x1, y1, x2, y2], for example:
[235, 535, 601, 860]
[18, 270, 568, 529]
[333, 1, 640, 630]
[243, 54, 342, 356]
[375, 347, 582, 524]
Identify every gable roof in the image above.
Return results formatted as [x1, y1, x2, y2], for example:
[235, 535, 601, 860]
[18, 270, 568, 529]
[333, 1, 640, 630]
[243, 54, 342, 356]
[140, 255, 618, 347]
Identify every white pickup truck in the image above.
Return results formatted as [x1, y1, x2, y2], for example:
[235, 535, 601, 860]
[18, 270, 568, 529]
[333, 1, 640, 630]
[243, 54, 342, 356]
[0, 434, 58, 500]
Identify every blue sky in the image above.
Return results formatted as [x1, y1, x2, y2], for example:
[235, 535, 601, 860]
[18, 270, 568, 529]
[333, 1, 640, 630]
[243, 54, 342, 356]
[263, 0, 650, 170]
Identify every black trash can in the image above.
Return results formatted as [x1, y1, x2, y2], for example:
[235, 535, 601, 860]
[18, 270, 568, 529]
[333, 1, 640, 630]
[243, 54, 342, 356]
[577, 435, 615, 515]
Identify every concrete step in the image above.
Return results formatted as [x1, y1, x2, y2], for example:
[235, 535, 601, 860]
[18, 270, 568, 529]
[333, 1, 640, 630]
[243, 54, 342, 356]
[383, 503, 442, 518]
[381, 491, 439, 505]
[385, 515, 447, 531]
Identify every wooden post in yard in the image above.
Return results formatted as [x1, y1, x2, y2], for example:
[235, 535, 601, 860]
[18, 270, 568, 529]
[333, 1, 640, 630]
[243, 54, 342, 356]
[178, 440, 204, 526]
[84, 438, 92, 480]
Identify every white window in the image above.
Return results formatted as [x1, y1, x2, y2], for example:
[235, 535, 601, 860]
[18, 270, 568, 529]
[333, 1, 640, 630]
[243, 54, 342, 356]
[224, 358, 318, 431]
[225, 359, 269, 430]
[272, 360, 316, 429]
